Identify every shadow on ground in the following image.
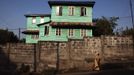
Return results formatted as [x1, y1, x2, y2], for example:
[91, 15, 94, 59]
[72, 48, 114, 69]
[101, 62, 134, 70]
[0, 46, 17, 75]
[89, 69, 134, 75]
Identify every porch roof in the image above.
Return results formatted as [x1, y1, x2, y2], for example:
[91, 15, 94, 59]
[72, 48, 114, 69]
[22, 30, 39, 34]
[37, 21, 51, 26]
[50, 22, 95, 28]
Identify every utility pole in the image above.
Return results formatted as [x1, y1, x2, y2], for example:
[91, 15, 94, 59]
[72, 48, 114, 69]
[6, 28, 8, 43]
[130, 0, 134, 57]
[130, 0, 134, 29]
[19, 28, 21, 41]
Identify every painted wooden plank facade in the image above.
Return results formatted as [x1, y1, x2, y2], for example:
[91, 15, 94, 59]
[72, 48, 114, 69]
[23, 1, 95, 43]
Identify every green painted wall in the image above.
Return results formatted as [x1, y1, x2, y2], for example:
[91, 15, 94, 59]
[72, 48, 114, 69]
[26, 17, 51, 43]
[25, 5, 93, 43]
[51, 6, 92, 22]
[39, 26, 93, 42]
[26, 35, 38, 43]
[39, 26, 68, 42]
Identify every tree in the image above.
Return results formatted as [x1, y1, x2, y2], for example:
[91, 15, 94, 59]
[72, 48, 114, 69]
[0, 29, 19, 44]
[93, 16, 119, 36]
[20, 38, 26, 43]
[121, 26, 134, 36]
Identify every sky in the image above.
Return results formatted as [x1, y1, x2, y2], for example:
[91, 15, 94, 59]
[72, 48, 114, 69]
[0, 0, 134, 35]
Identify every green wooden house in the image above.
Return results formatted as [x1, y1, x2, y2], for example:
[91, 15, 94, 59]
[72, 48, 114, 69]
[23, 0, 95, 43]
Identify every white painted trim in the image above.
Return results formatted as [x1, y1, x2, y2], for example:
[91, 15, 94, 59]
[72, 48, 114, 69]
[55, 28, 62, 36]
[80, 29, 87, 37]
[68, 29, 75, 37]
[32, 17, 36, 24]
[40, 17, 44, 23]
[68, 6, 75, 16]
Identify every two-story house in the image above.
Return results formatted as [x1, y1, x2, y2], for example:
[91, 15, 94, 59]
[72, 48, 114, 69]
[23, 0, 95, 43]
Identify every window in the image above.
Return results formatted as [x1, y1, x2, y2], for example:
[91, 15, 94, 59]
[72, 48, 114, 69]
[69, 29, 74, 37]
[32, 17, 36, 24]
[81, 29, 87, 37]
[56, 6, 62, 16]
[44, 26, 49, 36]
[56, 28, 61, 36]
[81, 7, 87, 16]
[31, 35, 39, 39]
[68, 6, 75, 16]
[40, 16, 44, 23]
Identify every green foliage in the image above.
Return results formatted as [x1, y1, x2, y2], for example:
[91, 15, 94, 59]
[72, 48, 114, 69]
[93, 16, 119, 36]
[121, 27, 134, 36]
[0, 29, 19, 44]
[20, 38, 26, 43]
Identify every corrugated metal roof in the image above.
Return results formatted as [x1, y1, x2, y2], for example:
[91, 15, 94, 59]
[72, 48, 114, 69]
[24, 14, 51, 17]
[48, 1, 95, 7]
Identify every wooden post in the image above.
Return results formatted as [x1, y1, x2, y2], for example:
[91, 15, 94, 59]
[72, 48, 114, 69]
[56, 42, 60, 74]
[7, 43, 10, 65]
[33, 44, 37, 72]
[101, 35, 105, 63]
[37, 42, 41, 63]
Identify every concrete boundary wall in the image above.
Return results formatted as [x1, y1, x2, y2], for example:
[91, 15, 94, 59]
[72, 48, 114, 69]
[0, 36, 133, 72]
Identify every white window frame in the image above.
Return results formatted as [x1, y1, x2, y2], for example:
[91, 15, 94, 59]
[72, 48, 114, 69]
[40, 16, 44, 23]
[81, 7, 87, 16]
[56, 6, 62, 16]
[68, 6, 75, 16]
[31, 34, 39, 39]
[44, 26, 49, 36]
[68, 29, 74, 37]
[81, 29, 87, 37]
[56, 28, 61, 36]
[32, 17, 36, 24]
